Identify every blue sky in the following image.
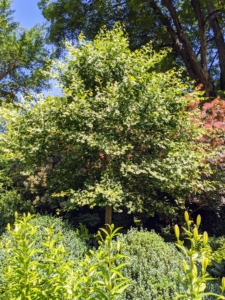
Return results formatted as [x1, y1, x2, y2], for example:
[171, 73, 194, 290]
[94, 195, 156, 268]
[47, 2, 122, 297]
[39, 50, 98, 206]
[11, 0, 45, 29]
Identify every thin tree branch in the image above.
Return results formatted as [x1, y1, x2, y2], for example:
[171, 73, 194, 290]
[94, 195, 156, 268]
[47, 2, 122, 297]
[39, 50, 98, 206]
[196, 37, 215, 58]
[208, 52, 218, 74]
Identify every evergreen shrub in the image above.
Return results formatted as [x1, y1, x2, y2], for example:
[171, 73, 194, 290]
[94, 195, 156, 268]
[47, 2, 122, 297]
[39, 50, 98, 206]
[28, 214, 88, 261]
[209, 236, 225, 252]
[0, 214, 88, 277]
[116, 228, 186, 299]
[205, 279, 222, 299]
[205, 235, 225, 297]
[208, 236, 225, 261]
[0, 215, 130, 299]
[191, 239, 225, 299]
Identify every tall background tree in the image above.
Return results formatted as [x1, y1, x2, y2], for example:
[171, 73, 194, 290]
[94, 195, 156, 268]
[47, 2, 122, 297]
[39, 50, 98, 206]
[0, 0, 52, 228]
[0, 0, 51, 103]
[38, 0, 225, 96]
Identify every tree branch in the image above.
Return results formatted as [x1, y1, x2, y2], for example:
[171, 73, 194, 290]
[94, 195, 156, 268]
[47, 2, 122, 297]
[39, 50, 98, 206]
[205, 9, 221, 25]
[149, 0, 213, 96]
[0, 61, 17, 81]
[191, 0, 207, 71]
[196, 37, 215, 58]
[207, 1, 225, 90]
[208, 52, 218, 74]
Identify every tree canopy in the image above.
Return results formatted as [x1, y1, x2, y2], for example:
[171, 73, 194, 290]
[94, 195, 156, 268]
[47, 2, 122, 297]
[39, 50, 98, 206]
[0, 0, 51, 103]
[38, 0, 225, 96]
[0, 25, 214, 223]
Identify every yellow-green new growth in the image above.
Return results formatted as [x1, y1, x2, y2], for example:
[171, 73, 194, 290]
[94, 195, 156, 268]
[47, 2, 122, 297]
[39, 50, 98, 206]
[174, 211, 225, 300]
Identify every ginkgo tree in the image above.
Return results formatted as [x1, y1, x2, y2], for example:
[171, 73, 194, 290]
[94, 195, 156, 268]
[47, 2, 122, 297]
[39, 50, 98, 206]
[0, 25, 215, 224]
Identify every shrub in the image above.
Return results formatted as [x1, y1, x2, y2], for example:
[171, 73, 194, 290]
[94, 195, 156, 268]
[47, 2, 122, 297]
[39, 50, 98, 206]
[28, 214, 88, 261]
[174, 212, 225, 299]
[0, 215, 130, 299]
[0, 213, 88, 294]
[0, 214, 88, 263]
[205, 279, 224, 299]
[208, 236, 225, 264]
[115, 228, 186, 299]
[208, 236, 225, 252]
[0, 214, 72, 299]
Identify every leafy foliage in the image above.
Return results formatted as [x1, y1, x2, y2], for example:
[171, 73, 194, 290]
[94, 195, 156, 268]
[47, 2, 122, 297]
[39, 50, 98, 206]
[207, 237, 225, 277]
[0, 0, 51, 102]
[174, 211, 225, 299]
[207, 261, 225, 278]
[186, 96, 225, 227]
[0, 214, 88, 292]
[38, 0, 225, 94]
[0, 213, 73, 299]
[115, 228, 186, 299]
[25, 214, 88, 260]
[0, 156, 34, 232]
[0, 214, 130, 299]
[0, 25, 213, 219]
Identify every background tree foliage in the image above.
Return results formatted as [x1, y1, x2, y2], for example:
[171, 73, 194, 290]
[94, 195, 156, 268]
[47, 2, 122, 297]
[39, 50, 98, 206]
[38, 0, 225, 96]
[0, 0, 51, 103]
[186, 96, 225, 234]
[0, 26, 215, 224]
[0, 0, 53, 226]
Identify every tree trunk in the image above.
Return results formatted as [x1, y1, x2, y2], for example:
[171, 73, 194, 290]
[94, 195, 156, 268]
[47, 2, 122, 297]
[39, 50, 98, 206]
[207, 1, 225, 91]
[104, 205, 113, 235]
[191, 0, 207, 72]
[105, 205, 112, 226]
[149, 0, 214, 97]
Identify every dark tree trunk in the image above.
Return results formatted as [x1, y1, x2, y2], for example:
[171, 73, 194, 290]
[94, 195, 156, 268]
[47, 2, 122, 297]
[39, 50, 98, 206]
[149, 0, 214, 97]
[191, 0, 207, 72]
[105, 205, 112, 226]
[207, 1, 225, 91]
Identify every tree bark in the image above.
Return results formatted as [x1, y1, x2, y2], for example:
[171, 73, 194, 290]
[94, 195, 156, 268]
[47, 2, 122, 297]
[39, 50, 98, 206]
[105, 205, 112, 226]
[191, 0, 207, 72]
[149, 0, 214, 97]
[207, 1, 225, 91]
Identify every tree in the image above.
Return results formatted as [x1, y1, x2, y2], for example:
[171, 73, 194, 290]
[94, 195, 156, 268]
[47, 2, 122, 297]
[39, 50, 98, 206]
[38, 0, 225, 96]
[0, 25, 214, 224]
[186, 96, 225, 228]
[0, 0, 51, 103]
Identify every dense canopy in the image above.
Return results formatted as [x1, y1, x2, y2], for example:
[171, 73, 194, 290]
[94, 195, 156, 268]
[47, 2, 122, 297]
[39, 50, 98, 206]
[0, 26, 214, 223]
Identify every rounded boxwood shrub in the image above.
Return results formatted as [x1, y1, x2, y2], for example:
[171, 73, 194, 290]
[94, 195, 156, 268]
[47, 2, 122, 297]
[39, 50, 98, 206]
[116, 228, 186, 300]
[204, 279, 222, 299]
[28, 214, 88, 260]
[0, 214, 89, 295]
[0, 214, 88, 267]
